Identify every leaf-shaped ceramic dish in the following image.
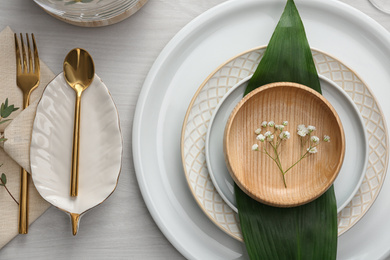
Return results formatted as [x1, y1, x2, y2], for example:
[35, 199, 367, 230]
[30, 73, 122, 235]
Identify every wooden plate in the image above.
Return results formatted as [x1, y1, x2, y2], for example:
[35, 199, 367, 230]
[224, 82, 345, 207]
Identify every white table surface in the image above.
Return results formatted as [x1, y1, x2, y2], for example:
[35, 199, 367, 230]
[0, 0, 389, 259]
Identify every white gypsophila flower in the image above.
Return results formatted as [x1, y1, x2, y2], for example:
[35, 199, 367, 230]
[282, 121, 288, 126]
[252, 144, 259, 151]
[311, 136, 320, 144]
[323, 135, 330, 142]
[268, 121, 275, 127]
[307, 125, 316, 132]
[264, 131, 271, 137]
[261, 121, 268, 127]
[255, 128, 261, 135]
[267, 135, 274, 142]
[256, 134, 265, 142]
[280, 131, 291, 140]
[297, 124, 306, 131]
[307, 147, 318, 154]
[297, 129, 307, 137]
[275, 125, 285, 131]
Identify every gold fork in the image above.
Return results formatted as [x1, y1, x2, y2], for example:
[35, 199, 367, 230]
[14, 33, 40, 234]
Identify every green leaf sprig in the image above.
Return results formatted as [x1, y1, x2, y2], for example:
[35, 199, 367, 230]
[0, 98, 19, 205]
[0, 169, 19, 205]
[236, 0, 337, 259]
[0, 98, 19, 141]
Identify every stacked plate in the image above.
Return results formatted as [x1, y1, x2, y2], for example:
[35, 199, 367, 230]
[33, 0, 148, 27]
[182, 47, 386, 240]
[133, 0, 390, 258]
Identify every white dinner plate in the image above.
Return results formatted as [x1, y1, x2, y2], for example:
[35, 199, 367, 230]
[133, 0, 390, 259]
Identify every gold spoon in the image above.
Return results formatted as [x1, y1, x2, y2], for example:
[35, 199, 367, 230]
[63, 48, 95, 197]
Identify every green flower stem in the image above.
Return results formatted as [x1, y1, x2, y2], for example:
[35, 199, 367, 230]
[283, 141, 319, 176]
[283, 151, 309, 175]
[269, 143, 283, 170]
[300, 133, 311, 151]
[263, 148, 284, 174]
[270, 141, 283, 167]
[264, 144, 287, 188]
[271, 140, 284, 173]
[0, 178, 19, 205]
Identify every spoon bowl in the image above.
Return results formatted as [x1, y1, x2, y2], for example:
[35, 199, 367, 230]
[64, 48, 94, 92]
[63, 48, 95, 197]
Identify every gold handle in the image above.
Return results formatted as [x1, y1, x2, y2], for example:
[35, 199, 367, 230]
[18, 168, 29, 234]
[18, 94, 30, 234]
[70, 92, 82, 197]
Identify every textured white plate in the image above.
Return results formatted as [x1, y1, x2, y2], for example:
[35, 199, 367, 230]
[33, 0, 148, 27]
[30, 73, 123, 234]
[206, 74, 368, 214]
[133, 0, 390, 259]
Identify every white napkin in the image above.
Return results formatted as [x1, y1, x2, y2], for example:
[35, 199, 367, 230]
[0, 26, 55, 249]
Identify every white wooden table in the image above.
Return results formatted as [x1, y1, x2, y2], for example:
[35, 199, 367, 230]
[0, 0, 389, 259]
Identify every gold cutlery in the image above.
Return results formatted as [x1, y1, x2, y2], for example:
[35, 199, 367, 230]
[63, 48, 94, 197]
[14, 33, 40, 234]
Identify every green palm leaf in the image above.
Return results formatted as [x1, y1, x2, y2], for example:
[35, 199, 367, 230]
[245, 0, 321, 96]
[237, 0, 337, 259]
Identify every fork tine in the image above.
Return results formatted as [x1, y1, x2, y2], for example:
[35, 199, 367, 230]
[20, 33, 27, 73]
[32, 34, 40, 76]
[26, 34, 33, 73]
[14, 34, 21, 75]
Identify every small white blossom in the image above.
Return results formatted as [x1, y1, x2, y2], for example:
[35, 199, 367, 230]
[279, 131, 291, 140]
[282, 121, 288, 126]
[297, 129, 307, 137]
[264, 131, 271, 137]
[297, 124, 306, 131]
[307, 147, 318, 154]
[268, 121, 275, 127]
[307, 125, 316, 133]
[275, 125, 285, 131]
[252, 144, 259, 151]
[323, 135, 330, 142]
[311, 136, 320, 144]
[255, 128, 261, 135]
[297, 124, 308, 137]
[267, 135, 274, 142]
[256, 134, 265, 142]
[261, 121, 268, 127]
